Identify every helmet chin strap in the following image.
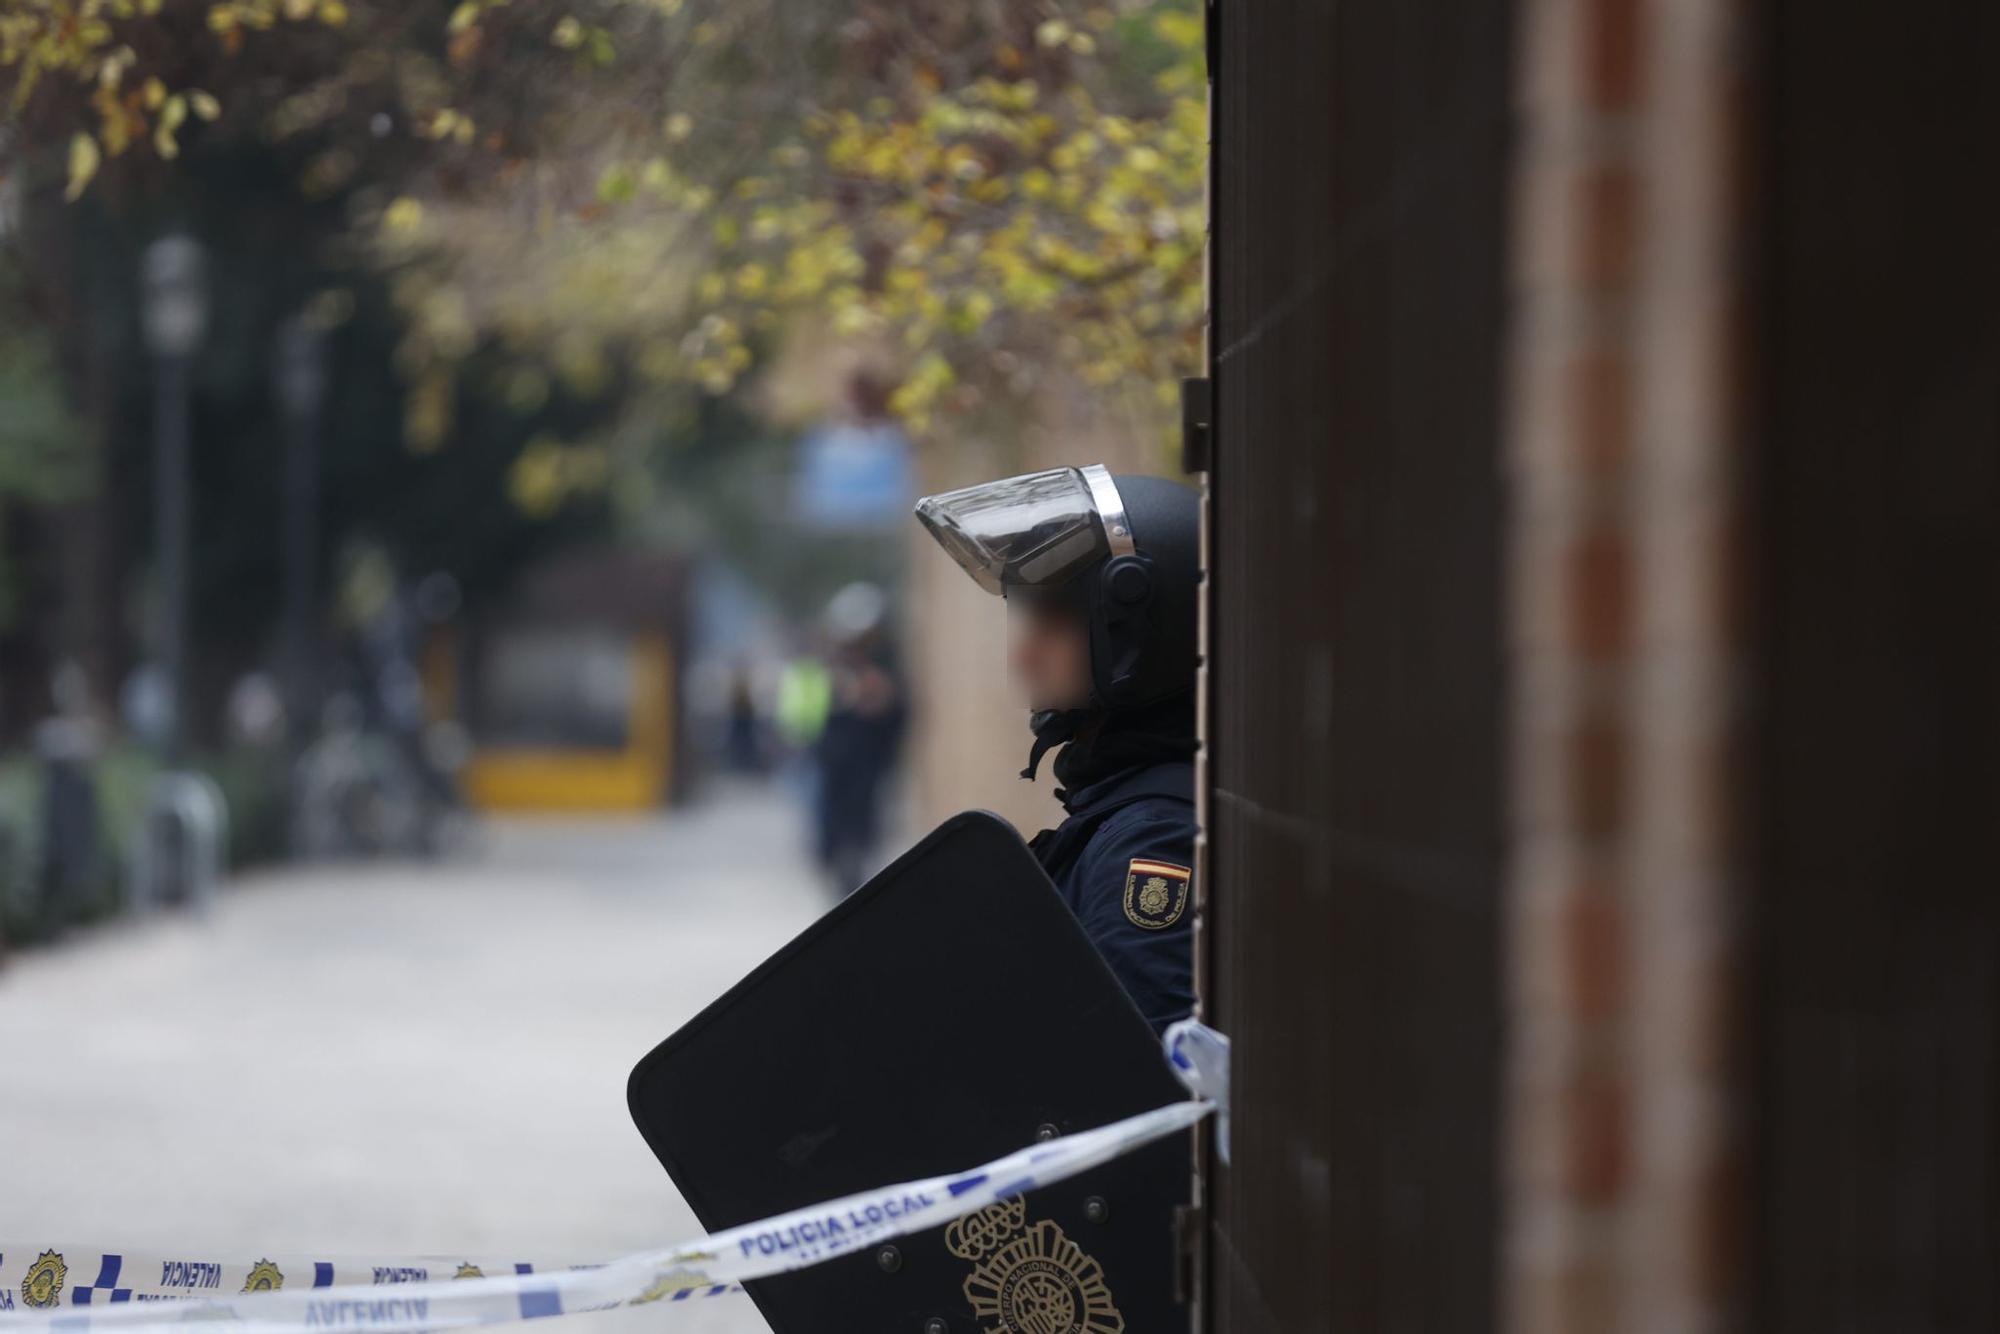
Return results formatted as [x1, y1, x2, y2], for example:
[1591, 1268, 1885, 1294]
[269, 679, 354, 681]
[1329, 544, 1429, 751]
[1021, 707, 1087, 780]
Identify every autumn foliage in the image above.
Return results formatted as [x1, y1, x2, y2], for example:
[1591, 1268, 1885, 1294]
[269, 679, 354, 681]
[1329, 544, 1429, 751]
[2, 1, 1206, 461]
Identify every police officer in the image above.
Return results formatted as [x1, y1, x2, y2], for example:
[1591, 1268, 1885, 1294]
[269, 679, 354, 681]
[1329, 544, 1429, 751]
[916, 464, 1198, 1033]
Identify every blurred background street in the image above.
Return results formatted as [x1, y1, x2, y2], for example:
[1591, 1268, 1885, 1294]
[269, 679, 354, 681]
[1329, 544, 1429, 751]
[0, 9, 1196, 1310]
[0, 783, 830, 1331]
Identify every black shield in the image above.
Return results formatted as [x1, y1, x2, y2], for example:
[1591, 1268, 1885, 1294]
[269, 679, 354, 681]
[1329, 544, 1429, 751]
[627, 810, 1192, 1334]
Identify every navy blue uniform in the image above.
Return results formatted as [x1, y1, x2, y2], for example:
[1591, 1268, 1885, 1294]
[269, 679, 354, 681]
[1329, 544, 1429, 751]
[1029, 760, 1196, 1034]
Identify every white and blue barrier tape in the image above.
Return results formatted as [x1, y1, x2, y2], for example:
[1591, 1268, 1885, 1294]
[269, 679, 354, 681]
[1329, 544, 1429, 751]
[0, 1022, 1229, 1333]
[1165, 1016, 1231, 1165]
[0, 1250, 748, 1321]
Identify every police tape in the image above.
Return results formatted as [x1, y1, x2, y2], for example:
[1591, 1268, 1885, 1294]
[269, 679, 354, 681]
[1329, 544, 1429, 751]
[0, 1102, 1208, 1332]
[0, 1250, 748, 1317]
[0, 1020, 1228, 1333]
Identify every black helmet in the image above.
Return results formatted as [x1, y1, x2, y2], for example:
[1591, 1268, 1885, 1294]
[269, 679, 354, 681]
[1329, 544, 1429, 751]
[915, 465, 1200, 710]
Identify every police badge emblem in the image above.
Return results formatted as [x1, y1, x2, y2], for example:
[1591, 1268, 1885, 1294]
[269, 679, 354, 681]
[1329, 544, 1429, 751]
[21, 1251, 66, 1309]
[241, 1259, 284, 1292]
[964, 1221, 1123, 1334]
[950, 1200, 1124, 1334]
[1122, 859, 1189, 929]
[451, 1263, 483, 1281]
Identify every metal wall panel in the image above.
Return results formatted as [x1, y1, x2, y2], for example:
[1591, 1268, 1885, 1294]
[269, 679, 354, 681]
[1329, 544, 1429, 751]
[1205, 2, 1515, 1329]
[1754, 3, 2000, 1326]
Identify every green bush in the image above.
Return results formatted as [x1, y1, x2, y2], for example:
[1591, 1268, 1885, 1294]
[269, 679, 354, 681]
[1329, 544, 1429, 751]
[0, 754, 38, 946]
[0, 744, 170, 944]
[0, 738, 295, 952]
[206, 745, 290, 868]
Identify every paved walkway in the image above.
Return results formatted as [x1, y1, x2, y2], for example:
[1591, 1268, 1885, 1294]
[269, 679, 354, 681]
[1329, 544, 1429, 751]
[0, 782, 836, 1332]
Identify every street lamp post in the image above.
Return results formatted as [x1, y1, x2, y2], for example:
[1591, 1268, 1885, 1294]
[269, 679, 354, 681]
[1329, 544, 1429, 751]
[140, 236, 208, 769]
[274, 313, 328, 750]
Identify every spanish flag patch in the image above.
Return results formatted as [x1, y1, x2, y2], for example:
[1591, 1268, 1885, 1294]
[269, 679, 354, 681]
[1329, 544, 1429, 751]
[1123, 858, 1191, 930]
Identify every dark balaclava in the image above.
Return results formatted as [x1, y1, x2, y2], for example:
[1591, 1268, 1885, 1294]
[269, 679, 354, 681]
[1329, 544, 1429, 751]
[1013, 473, 1200, 798]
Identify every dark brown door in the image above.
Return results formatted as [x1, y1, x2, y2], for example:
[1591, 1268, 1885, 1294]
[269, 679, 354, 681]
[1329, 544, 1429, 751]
[1202, 2, 1516, 1330]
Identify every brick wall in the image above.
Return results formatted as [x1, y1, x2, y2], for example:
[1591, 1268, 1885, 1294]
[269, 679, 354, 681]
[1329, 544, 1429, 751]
[1504, 0, 1753, 1329]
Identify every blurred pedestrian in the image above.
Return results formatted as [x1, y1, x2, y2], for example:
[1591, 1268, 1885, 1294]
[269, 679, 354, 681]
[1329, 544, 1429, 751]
[33, 661, 103, 933]
[723, 661, 764, 773]
[773, 648, 831, 754]
[811, 582, 906, 894]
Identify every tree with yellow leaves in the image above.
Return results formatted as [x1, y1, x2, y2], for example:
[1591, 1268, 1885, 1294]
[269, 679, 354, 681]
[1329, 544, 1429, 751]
[376, 0, 1208, 454]
[4, 0, 1205, 462]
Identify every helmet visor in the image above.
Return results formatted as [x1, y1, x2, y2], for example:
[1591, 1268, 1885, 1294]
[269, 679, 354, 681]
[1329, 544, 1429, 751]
[914, 467, 1111, 595]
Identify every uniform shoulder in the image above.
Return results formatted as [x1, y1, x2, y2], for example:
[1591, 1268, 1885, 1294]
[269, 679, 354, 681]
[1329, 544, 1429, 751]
[1093, 791, 1195, 842]
[1080, 797, 1195, 881]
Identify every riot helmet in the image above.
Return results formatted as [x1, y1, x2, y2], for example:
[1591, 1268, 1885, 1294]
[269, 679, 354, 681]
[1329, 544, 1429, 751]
[915, 464, 1199, 711]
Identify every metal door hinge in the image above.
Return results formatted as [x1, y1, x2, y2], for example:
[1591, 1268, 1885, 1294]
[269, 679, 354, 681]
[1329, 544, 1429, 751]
[1181, 377, 1213, 475]
[1172, 1202, 1204, 1306]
